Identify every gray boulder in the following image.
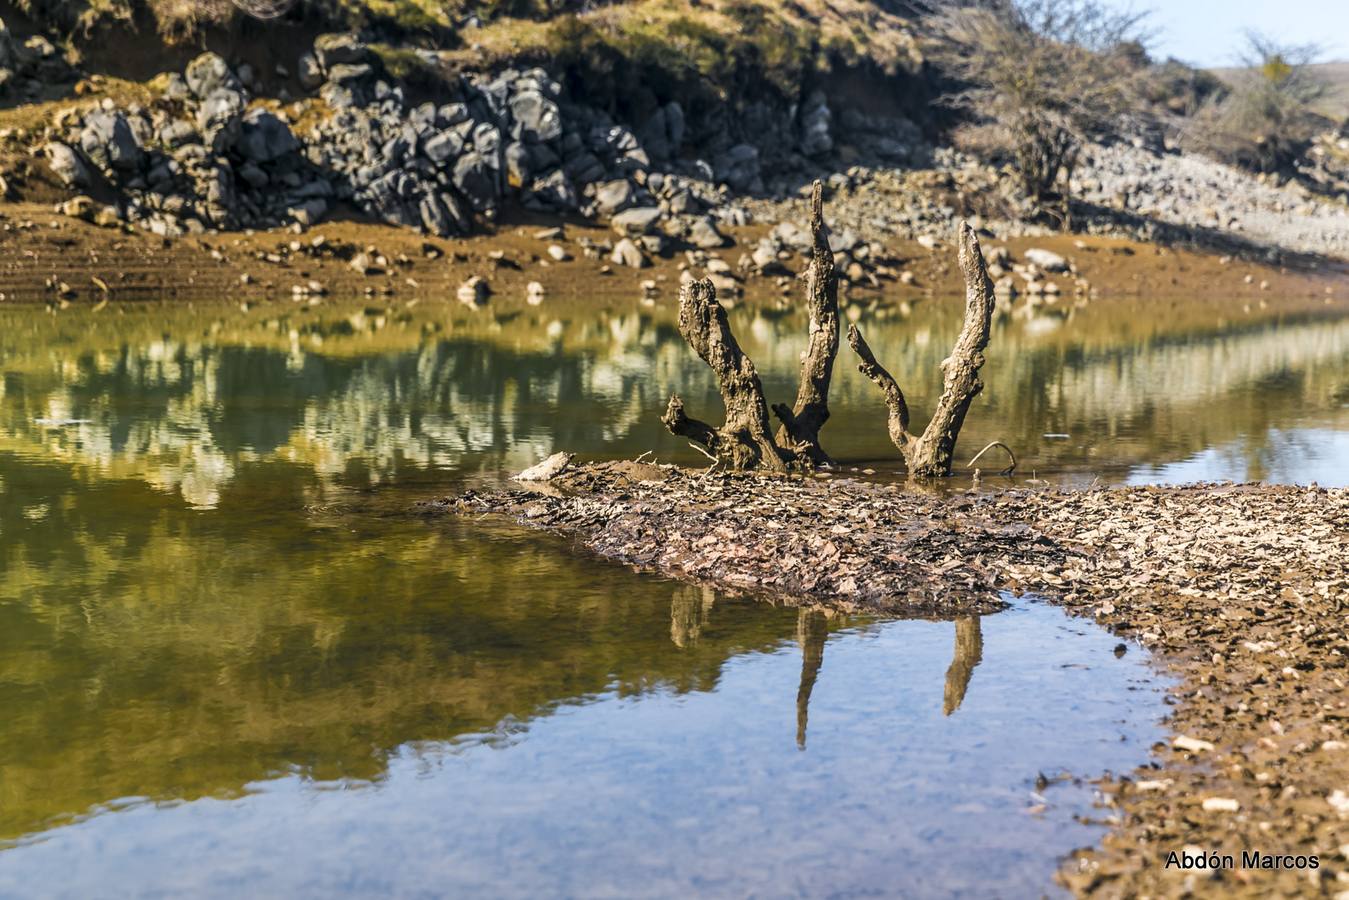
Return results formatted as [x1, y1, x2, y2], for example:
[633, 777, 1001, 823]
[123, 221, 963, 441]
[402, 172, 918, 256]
[611, 206, 662, 236]
[639, 101, 685, 161]
[203, 164, 235, 211]
[326, 63, 374, 88]
[1024, 248, 1070, 272]
[238, 110, 299, 163]
[298, 53, 324, 90]
[771, 221, 812, 253]
[159, 119, 198, 148]
[238, 162, 268, 188]
[828, 228, 860, 254]
[470, 122, 502, 160]
[419, 193, 460, 237]
[529, 170, 577, 209]
[44, 142, 91, 188]
[504, 141, 530, 186]
[508, 89, 562, 143]
[287, 197, 327, 228]
[453, 152, 497, 209]
[80, 111, 143, 172]
[798, 91, 832, 157]
[527, 142, 560, 172]
[423, 130, 464, 165]
[184, 53, 240, 101]
[594, 179, 634, 215]
[196, 88, 246, 151]
[687, 215, 727, 249]
[438, 103, 470, 126]
[712, 144, 761, 192]
[611, 237, 649, 268]
[363, 171, 416, 227]
[751, 238, 782, 272]
[667, 189, 699, 215]
[562, 152, 605, 185]
[162, 72, 192, 102]
[0, 17, 20, 71]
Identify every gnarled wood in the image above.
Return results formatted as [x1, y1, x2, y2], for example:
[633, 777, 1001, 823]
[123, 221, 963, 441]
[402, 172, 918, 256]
[846, 324, 912, 453]
[849, 221, 996, 477]
[772, 180, 838, 467]
[661, 278, 787, 471]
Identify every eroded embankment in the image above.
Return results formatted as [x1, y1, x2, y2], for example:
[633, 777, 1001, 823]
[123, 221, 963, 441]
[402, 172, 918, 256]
[423, 461, 1349, 898]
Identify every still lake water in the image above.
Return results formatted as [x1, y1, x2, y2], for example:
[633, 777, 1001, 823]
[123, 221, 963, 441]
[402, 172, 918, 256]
[1, 291, 1346, 897]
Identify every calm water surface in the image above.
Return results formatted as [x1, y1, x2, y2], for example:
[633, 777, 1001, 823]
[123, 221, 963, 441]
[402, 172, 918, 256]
[2, 292, 1346, 897]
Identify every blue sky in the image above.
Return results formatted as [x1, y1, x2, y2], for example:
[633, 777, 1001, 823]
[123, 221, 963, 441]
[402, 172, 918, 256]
[1101, 0, 1349, 67]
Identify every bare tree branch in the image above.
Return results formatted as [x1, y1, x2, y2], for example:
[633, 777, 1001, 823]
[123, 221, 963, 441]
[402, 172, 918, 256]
[846, 323, 912, 452]
[967, 440, 1017, 475]
[849, 222, 996, 477]
[661, 395, 721, 453]
[772, 180, 838, 467]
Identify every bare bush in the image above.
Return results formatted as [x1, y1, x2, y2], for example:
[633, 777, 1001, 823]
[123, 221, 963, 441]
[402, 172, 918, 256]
[1186, 33, 1328, 174]
[925, 0, 1149, 224]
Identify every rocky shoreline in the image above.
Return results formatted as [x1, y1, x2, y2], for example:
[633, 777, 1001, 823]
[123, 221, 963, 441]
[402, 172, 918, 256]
[8, 20, 1346, 289]
[425, 460, 1349, 898]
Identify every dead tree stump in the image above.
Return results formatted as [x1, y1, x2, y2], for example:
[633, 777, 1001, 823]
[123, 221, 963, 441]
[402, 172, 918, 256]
[661, 180, 841, 472]
[661, 278, 788, 471]
[849, 222, 996, 477]
[771, 181, 838, 467]
[661, 194, 995, 477]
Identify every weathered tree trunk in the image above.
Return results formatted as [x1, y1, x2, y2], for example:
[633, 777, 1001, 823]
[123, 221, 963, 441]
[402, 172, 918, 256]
[942, 616, 984, 716]
[795, 607, 828, 749]
[772, 181, 838, 467]
[662, 180, 843, 473]
[661, 278, 788, 471]
[848, 222, 996, 477]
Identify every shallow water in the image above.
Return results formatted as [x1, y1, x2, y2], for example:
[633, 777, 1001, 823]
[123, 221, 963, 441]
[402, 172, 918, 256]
[0, 597, 1162, 899]
[2, 294, 1345, 895]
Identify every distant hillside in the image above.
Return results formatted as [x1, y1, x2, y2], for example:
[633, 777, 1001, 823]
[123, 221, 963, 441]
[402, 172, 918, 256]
[1308, 61, 1349, 121]
[1209, 60, 1349, 123]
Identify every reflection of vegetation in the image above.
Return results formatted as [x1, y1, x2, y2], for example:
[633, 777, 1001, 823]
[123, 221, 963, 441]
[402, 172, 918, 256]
[2, 303, 1347, 507]
[5, 292, 1339, 847]
[0, 461, 806, 841]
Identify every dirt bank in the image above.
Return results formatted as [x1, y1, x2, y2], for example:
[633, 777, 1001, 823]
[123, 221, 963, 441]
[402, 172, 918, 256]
[0, 198, 1344, 313]
[424, 461, 1349, 897]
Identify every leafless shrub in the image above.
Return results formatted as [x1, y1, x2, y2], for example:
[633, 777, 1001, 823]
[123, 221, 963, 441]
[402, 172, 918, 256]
[1185, 32, 1328, 174]
[925, 0, 1150, 224]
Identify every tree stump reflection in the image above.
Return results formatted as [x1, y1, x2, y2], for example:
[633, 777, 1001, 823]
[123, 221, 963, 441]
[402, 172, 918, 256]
[943, 616, 984, 716]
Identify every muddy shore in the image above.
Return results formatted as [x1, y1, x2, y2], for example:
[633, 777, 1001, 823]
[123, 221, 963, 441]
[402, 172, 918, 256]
[0, 198, 1344, 316]
[425, 461, 1349, 897]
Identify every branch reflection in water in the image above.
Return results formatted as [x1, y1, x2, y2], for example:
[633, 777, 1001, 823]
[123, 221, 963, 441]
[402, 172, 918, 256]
[673, 592, 989, 748]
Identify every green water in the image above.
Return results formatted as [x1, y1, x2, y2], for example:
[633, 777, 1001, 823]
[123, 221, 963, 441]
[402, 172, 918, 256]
[1, 293, 1346, 896]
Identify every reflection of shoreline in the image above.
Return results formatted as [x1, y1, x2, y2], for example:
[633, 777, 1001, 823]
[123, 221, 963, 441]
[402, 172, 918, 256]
[1, 307, 1346, 505]
[0, 502, 805, 844]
